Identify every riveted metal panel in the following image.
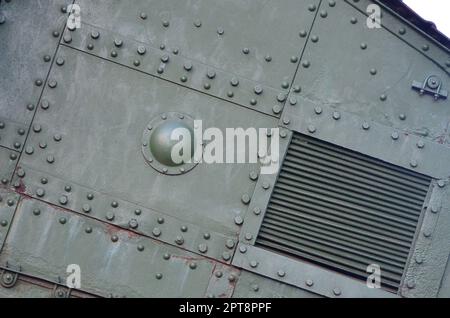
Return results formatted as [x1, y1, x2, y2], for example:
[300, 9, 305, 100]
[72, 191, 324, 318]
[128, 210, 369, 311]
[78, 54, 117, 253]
[232, 270, 321, 298]
[401, 180, 450, 298]
[0, 146, 19, 185]
[15, 45, 278, 261]
[0, 0, 71, 133]
[74, 0, 320, 91]
[281, 102, 450, 179]
[0, 190, 19, 252]
[0, 197, 217, 298]
[205, 263, 240, 298]
[284, 0, 450, 150]
[232, 243, 397, 298]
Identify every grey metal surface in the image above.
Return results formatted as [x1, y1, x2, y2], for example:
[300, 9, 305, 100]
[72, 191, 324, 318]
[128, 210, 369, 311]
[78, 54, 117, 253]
[0, 198, 217, 297]
[0, 190, 18, 252]
[0, 147, 18, 185]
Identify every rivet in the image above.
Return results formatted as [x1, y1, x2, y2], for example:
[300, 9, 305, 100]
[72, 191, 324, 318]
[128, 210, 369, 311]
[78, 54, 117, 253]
[289, 97, 297, 106]
[53, 134, 62, 142]
[272, 105, 282, 114]
[254, 85, 263, 95]
[350, 17, 357, 24]
[198, 244, 208, 253]
[234, 216, 244, 225]
[416, 140, 425, 149]
[134, 209, 142, 215]
[155, 273, 163, 280]
[280, 130, 288, 138]
[299, 30, 307, 38]
[194, 19, 202, 27]
[33, 208, 41, 216]
[111, 235, 119, 242]
[110, 50, 118, 58]
[56, 57, 65, 66]
[423, 230, 431, 238]
[105, 212, 115, 221]
[40, 177, 48, 184]
[265, 55, 272, 62]
[249, 260, 258, 268]
[25, 146, 34, 155]
[242, 47, 250, 55]
[370, 68, 377, 75]
[133, 60, 141, 67]
[222, 252, 231, 261]
[175, 235, 184, 245]
[415, 255, 423, 264]
[0, 220, 7, 227]
[52, 31, 60, 38]
[253, 207, 261, 215]
[332, 111, 341, 120]
[320, 10, 328, 18]
[302, 60, 310, 68]
[43, 55, 51, 62]
[82, 204, 91, 213]
[262, 182, 270, 190]
[362, 122, 370, 130]
[35, 79, 43, 86]
[399, 27, 406, 35]
[46, 155, 55, 164]
[333, 288, 341, 296]
[410, 160, 418, 168]
[129, 219, 139, 229]
[360, 43, 367, 50]
[162, 20, 170, 27]
[399, 114, 407, 121]
[16, 168, 25, 178]
[307, 125, 316, 133]
[230, 77, 239, 87]
[87, 43, 94, 50]
[311, 35, 319, 43]
[422, 44, 429, 51]
[87, 193, 94, 200]
[252, 284, 259, 292]
[59, 217, 67, 225]
[306, 279, 314, 287]
[163, 253, 171, 260]
[137, 46, 146, 55]
[277, 270, 286, 277]
[250, 98, 257, 106]
[282, 117, 290, 125]
[277, 93, 287, 102]
[239, 245, 247, 253]
[314, 106, 323, 114]
[437, 180, 446, 188]
[180, 75, 188, 83]
[407, 280, 416, 289]
[114, 39, 123, 47]
[152, 227, 161, 237]
[203, 232, 211, 240]
[245, 233, 253, 241]
[225, 239, 235, 249]
[228, 274, 236, 282]
[137, 245, 145, 252]
[241, 194, 251, 205]
[13, 142, 21, 149]
[63, 34, 72, 43]
[180, 225, 188, 232]
[41, 100, 50, 110]
[90, 31, 100, 39]
[391, 132, 399, 140]
[308, 4, 317, 11]
[10, 153, 17, 160]
[380, 94, 387, 101]
[290, 56, 299, 63]
[140, 12, 147, 20]
[189, 262, 197, 270]
[6, 199, 14, 207]
[85, 227, 92, 233]
[227, 91, 234, 98]
[431, 205, 440, 214]
[157, 217, 165, 224]
[217, 27, 224, 35]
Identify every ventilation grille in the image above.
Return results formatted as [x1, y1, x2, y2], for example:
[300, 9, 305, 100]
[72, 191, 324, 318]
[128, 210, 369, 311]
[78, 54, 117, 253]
[256, 133, 431, 291]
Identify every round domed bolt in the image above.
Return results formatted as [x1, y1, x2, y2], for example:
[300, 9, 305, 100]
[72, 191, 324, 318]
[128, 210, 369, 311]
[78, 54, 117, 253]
[180, 225, 188, 232]
[157, 217, 165, 224]
[152, 227, 161, 237]
[241, 194, 251, 205]
[17, 169, 25, 178]
[0, 122, 4, 129]
[253, 207, 261, 215]
[160, 43, 166, 50]
[252, 284, 259, 292]
[391, 132, 399, 140]
[59, 195, 68, 205]
[228, 274, 236, 282]
[41, 178, 48, 184]
[175, 235, 184, 245]
[35, 79, 43, 86]
[289, 97, 297, 106]
[180, 75, 188, 82]
[133, 60, 141, 67]
[155, 273, 163, 280]
[163, 253, 171, 260]
[157, 66, 164, 74]
[272, 105, 281, 114]
[239, 245, 247, 254]
[265, 55, 272, 62]
[84, 226, 92, 234]
[362, 122, 370, 130]
[110, 50, 118, 58]
[194, 19, 202, 27]
[230, 77, 239, 87]
[415, 255, 423, 264]
[282, 117, 290, 125]
[234, 216, 244, 226]
[137, 245, 145, 252]
[332, 111, 341, 120]
[59, 217, 67, 225]
[13, 142, 22, 149]
[10, 153, 17, 160]
[249, 171, 258, 181]
[41, 100, 50, 110]
[277, 93, 287, 102]
[217, 27, 224, 35]
[407, 280, 416, 289]
[137, 46, 146, 55]
[43, 55, 51, 62]
[203, 82, 211, 90]
[140, 12, 147, 20]
[249, 260, 258, 268]
[215, 271, 223, 278]
[226, 91, 234, 98]
[226, 239, 235, 249]
[302, 60, 311, 68]
[437, 180, 446, 188]
[63, 34, 72, 43]
[134, 209, 142, 215]
[262, 182, 270, 190]
[360, 43, 367, 50]
[370, 68, 377, 75]
[222, 251, 231, 261]
[290, 56, 298, 63]
[254, 85, 263, 95]
[111, 201, 119, 208]
[306, 279, 314, 287]
[399, 27, 406, 35]
[314, 106, 323, 115]
[350, 17, 358, 24]
[281, 81, 289, 89]
[36, 188, 45, 197]
[1, 220, 8, 227]
[32, 124, 41, 133]
[423, 230, 432, 238]
[111, 235, 119, 242]
[245, 233, 253, 241]
[189, 262, 197, 270]
[53, 134, 62, 142]
[33, 208, 41, 216]
[242, 47, 250, 55]
[0, 14, 6, 25]
[90, 31, 100, 39]
[203, 232, 211, 240]
[7, 199, 15, 207]
[399, 114, 407, 121]
[63, 185, 71, 192]
[52, 31, 60, 38]
[129, 219, 139, 229]
[380, 94, 387, 101]
[82, 204, 91, 213]
[198, 244, 208, 253]
[422, 44, 429, 51]
[299, 30, 307, 38]
[114, 39, 123, 47]
[417, 140, 425, 149]
[311, 35, 319, 43]
[17, 128, 25, 136]
[87, 193, 94, 200]
[105, 212, 115, 221]
[56, 57, 65, 66]
[308, 4, 317, 11]
[206, 70, 216, 79]
[410, 160, 418, 168]
[250, 99, 257, 106]
[320, 10, 328, 18]
[277, 270, 286, 277]
[184, 62, 193, 71]
[333, 288, 341, 296]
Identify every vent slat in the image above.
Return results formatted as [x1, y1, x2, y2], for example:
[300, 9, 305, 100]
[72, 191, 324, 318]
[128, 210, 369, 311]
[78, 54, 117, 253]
[256, 134, 430, 292]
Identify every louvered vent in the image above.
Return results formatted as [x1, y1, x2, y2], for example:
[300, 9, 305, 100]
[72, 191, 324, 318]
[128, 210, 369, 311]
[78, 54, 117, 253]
[256, 133, 431, 291]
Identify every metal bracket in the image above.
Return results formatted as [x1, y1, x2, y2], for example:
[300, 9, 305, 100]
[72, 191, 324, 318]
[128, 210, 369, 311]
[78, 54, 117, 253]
[412, 75, 448, 100]
[0, 269, 19, 288]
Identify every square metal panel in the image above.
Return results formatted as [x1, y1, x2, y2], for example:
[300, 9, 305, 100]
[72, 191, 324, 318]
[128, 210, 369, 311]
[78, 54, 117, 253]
[16, 45, 278, 257]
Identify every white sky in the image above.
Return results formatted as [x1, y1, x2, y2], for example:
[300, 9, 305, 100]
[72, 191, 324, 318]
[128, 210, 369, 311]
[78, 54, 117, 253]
[403, 0, 450, 36]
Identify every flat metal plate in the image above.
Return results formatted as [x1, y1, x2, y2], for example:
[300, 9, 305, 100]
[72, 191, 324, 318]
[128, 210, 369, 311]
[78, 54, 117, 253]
[0, 197, 217, 297]
[232, 270, 321, 298]
[0, 146, 18, 184]
[285, 0, 450, 146]
[16, 45, 278, 260]
[74, 0, 320, 91]
[0, 0, 70, 130]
